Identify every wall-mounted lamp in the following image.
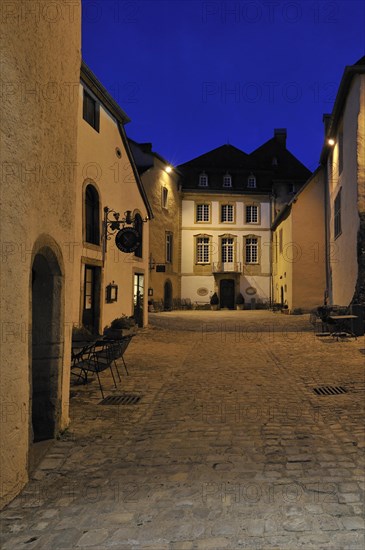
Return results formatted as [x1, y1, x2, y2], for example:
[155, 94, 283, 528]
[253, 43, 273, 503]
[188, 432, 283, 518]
[327, 138, 335, 146]
[106, 282, 118, 303]
[165, 165, 173, 173]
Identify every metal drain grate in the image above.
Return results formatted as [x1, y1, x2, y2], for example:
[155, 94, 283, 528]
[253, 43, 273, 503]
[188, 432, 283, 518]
[313, 386, 347, 396]
[100, 394, 142, 405]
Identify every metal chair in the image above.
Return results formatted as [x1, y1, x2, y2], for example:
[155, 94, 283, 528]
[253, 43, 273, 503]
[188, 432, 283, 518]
[74, 341, 118, 398]
[104, 335, 135, 377]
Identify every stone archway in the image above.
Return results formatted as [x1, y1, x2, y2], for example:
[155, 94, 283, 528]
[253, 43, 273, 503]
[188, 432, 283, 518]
[31, 247, 63, 444]
[164, 280, 173, 311]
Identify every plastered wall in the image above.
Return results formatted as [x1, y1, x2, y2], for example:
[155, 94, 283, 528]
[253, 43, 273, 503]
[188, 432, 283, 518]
[0, 0, 81, 508]
[73, 84, 150, 331]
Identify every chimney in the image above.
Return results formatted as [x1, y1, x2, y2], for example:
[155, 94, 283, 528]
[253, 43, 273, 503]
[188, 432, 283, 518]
[140, 142, 153, 153]
[274, 128, 287, 147]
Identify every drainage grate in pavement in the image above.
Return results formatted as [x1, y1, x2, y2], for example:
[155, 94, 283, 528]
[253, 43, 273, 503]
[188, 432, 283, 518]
[100, 394, 142, 405]
[313, 386, 347, 396]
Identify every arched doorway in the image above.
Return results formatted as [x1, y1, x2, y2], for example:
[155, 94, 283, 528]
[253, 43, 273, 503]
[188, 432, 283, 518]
[31, 248, 63, 444]
[164, 280, 173, 311]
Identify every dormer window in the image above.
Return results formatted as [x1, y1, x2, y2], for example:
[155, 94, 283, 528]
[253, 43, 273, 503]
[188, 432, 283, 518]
[199, 173, 208, 187]
[223, 174, 232, 188]
[272, 157, 278, 167]
[247, 174, 256, 188]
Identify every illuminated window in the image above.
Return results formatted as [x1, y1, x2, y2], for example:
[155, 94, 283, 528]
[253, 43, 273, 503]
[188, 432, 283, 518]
[246, 205, 259, 223]
[245, 237, 258, 264]
[221, 204, 234, 223]
[334, 188, 342, 239]
[221, 237, 234, 263]
[196, 204, 210, 222]
[223, 174, 232, 188]
[199, 173, 208, 187]
[196, 236, 211, 264]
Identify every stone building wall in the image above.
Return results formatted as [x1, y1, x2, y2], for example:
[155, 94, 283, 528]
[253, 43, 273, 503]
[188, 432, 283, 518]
[0, 0, 81, 508]
[352, 75, 365, 305]
[141, 158, 181, 308]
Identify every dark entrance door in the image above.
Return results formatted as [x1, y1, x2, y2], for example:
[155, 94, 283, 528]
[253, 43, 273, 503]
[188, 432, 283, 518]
[82, 265, 101, 334]
[220, 279, 235, 309]
[31, 250, 62, 443]
[164, 280, 173, 311]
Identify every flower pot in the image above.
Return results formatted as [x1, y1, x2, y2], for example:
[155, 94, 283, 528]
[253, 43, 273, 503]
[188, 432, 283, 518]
[103, 328, 124, 340]
[211, 305, 219, 311]
[236, 304, 244, 310]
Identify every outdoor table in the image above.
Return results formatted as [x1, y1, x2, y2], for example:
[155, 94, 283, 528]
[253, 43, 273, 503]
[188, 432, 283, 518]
[328, 315, 358, 340]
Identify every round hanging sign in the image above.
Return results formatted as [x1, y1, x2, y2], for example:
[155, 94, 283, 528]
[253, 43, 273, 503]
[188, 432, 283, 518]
[115, 228, 141, 253]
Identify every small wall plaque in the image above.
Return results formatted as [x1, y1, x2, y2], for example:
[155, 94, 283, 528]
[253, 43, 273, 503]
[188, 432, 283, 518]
[197, 287, 209, 296]
[245, 286, 257, 296]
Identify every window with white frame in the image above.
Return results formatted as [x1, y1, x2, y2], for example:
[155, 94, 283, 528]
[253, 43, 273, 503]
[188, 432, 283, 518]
[221, 204, 234, 222]
[196, 203, 210, 222]
[245, 237, 258, 264]
[196, 236, 211, 263]
[247, 174, 256, 188]
[166, 232, 173, 263]
[221, 237, 234, 263]
[246, 204, 259, 223]
[199, 173, 208, 187]
[223, 174, 232, 188]
[334, 188, 342, 238]
[161, 186, 168, 209]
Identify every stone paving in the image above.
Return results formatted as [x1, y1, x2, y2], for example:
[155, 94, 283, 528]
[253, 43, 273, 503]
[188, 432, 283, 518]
[1, 311, 364, 549]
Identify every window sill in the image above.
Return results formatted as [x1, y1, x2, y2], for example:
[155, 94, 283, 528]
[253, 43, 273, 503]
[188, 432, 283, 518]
[334, 231, 342, 240]
[83, 242, 102, 251]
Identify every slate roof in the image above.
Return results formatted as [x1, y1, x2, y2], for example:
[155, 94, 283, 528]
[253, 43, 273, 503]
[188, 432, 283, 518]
[178, 132, 311, 194]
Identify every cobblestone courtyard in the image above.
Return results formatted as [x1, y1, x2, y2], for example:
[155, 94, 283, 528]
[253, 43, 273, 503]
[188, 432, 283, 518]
[1, 311, 364, 549]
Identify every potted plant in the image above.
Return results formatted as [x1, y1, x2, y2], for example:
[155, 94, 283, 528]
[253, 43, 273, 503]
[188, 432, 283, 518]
[103, 315, 136, 339]
[210, 292, 219, 311]
[72, 325, 95, 342]
[236, 293, 245, 310]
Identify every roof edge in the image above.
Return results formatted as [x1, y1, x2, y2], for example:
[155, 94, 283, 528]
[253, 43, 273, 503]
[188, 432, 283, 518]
[81, 60, 131, 125]
[320, 60, 365, 163]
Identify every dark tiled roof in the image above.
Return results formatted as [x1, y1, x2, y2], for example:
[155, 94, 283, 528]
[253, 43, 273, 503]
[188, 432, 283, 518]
[178, 136, 311, 193]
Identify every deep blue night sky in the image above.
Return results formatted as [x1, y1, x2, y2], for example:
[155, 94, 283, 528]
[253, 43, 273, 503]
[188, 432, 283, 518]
[82, 0, 365, 172]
